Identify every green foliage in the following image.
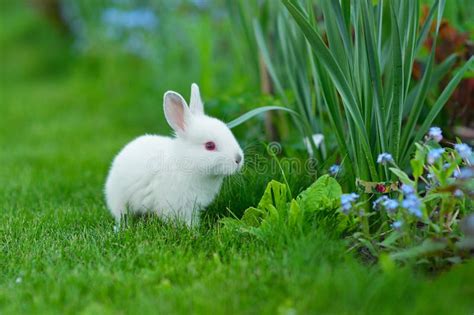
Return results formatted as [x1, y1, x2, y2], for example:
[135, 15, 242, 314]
[222, 175, 342, 238]
[297, 175, 342, 212]
[340, 139, 473, 268]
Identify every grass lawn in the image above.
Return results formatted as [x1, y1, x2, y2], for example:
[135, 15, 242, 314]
[1, 3, 473, 315]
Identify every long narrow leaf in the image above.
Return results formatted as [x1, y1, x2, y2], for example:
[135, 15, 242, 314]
[401, 0, 444, 156]
[253, 21, 286, 100]
[361, 0, 387, 157]
[406, 57, 473, 162]
[227, 106, 298, 129]
[282, 0, 378, 180]
[389, 3, 403, 161]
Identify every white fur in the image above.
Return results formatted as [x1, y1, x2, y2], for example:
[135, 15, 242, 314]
[105, 83, 243, 226]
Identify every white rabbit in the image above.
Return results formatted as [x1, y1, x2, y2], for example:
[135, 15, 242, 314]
[105, 83, 244, 227]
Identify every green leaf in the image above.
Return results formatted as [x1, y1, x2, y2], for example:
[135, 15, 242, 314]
[379, 252, 396, 273]
[361, 0, 387, 154]
[258, 180, 289, 212]
[282, 0, 378, 181]
[390, 239, 447, 261]
[410, 159, 424, 180]
[389, 167, 414, 185]
[240, 180, 289, 228]
[288, 199, 302, 227]
[356, 237, 379, 257]
[297, 175, 342, 212]
[253, 20, 286, 98]
[266, 204, 280, 223]
[423, 192, 449, 203]
[389, 2, 403, 161]
[226, 106, 298, 129]
[241, 207, 265, 227]
[411, 57, 474, 153]
[380, 232, 403, 249]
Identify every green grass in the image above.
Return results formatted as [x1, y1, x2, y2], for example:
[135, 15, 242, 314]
[1, 3, 473, 314]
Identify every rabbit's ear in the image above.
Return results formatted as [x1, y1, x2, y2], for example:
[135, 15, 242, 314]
[189, 83, 204, 115]
[164, 91, 190, 134]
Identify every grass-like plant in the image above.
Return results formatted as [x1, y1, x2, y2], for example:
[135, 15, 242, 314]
[235, 0, 471, 186]
[227, 1, 327, 160]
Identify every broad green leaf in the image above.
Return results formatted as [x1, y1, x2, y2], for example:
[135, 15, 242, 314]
[297, 175, 342, 212]
[266, 204, 280, 223]
[257, 180, 289, 212]
[241, 207, 265, 227]
[389, 167, 414, 185]
[411, 143, 427, 175]
[288, 199, 302, 227]
[410, 159, 424, 180]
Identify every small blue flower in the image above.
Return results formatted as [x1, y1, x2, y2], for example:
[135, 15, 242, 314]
[426, 172, 439, 190]
[454, 143, 472, 160]
[457, 167, 474, 179]
[391, 220, 403, 230]
[384, 199, 399, 213]
[427, 148, 445, 164]
[454, 189, 464, 198]
[427, 127, 443, 142]
[453, 169, 461, 178]
[341, 193, 359, 214]
[401, 184, 415, 195]
[373, 196, 388, 211]
[377, 153, 394, 165]
[102, 8, 158, 31]
[402, 194, 422, 218]
[372, 196, 398, 214]
[329, 164, 341, 176]
[191, 0, 209, 8]
[411, 208, 422, 218]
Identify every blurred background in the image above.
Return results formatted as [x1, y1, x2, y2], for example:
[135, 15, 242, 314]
[0, 0, 266, 138]
[0, 0, 264, 212]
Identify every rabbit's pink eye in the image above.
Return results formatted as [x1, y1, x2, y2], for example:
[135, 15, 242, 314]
[205, 141, 216, 151]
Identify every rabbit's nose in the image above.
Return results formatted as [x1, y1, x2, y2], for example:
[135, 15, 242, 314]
[235, 153, 242, 164]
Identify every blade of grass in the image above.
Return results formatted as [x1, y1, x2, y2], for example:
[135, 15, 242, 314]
[389, 2, 403, 162]
[227, 106, 298, 129]
[282, 0, 378, 180]
[253, 21, 286, 101]
[361, 0, 387, 159]
[400, 0, 445, 157]
[415, 0, 439, 53]
[406, 56, 473, 162]
[403, 53, 458, 116]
